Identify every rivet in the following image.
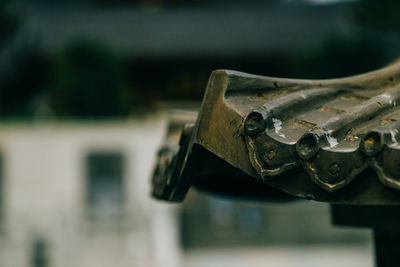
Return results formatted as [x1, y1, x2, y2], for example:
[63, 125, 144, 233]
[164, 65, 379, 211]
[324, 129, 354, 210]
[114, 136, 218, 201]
[266, 149, 276, 160]
[360, 131, 383, 156]
[296, 133, 320, 160]
[244, 111, 266, 136]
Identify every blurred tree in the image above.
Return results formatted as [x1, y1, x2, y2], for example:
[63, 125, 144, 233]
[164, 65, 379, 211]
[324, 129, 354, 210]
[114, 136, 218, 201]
[0, 0, 19, 50]
[355, 0, 400, 30]
[286, 33, 386, 79]
[0, 0, 398, 119]
[0, 0, 50, 118]
[49, 40, 133, 117]
[0, 49, 50, 118]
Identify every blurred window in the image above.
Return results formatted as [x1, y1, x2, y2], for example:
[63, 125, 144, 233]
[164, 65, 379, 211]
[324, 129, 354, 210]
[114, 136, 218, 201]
[86, 152, 125, 221]
[181, 192, 371, 249]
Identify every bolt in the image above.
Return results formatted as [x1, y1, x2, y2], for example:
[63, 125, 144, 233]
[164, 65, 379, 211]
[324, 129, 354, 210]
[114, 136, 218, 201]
[266, 149, 276, 160]
[244, 111, 266, 135]
[329, 163, 340, 175]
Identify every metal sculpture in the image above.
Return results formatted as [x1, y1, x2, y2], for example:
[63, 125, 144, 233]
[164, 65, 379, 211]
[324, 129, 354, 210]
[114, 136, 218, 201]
[152, 61, 400, 267]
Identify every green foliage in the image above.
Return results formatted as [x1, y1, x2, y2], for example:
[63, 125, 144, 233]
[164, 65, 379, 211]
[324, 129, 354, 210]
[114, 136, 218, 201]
[0, 1, 398, 119]
[0, 50, 50, 118]
[355, 0, 400, 30]
[285, 33, 387, 79]
[50, 40, 133, 117]
[0, 0, 45, 119]
[0, 0, 19, 50]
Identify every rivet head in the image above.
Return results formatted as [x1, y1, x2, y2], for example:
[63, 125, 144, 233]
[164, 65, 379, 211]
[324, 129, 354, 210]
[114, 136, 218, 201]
[266, 149, 276, 160]
[244, 111, 266, 135]
[329, 163, 340, 175]
[360, 131, 383, 156]
[296, 133, 320, 160]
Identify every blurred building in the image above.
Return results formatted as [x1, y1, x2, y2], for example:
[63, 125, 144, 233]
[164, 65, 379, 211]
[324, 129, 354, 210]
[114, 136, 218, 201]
[180, 191, 376, 267]
[0, 0, 398, 266]
[0, 110, 375, 267]
[0, 114, 181, 267]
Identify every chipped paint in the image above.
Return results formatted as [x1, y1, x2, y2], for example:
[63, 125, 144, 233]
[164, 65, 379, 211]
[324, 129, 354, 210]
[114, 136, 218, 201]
[272, 118, 286, 138]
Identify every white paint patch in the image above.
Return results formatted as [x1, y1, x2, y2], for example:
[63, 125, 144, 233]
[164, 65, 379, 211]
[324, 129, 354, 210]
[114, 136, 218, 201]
[326, 133, 339, 148]
[272, 118, 286, 138]
[390, 129, 398, 144]
[381, 93, 393, 105]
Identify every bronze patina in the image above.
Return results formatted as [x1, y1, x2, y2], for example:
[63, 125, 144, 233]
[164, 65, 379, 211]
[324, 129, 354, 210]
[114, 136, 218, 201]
[152, 61, 400, 205]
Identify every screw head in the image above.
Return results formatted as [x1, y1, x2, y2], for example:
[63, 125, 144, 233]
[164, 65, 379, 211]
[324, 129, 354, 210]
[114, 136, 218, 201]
[244, 111, 266, 135]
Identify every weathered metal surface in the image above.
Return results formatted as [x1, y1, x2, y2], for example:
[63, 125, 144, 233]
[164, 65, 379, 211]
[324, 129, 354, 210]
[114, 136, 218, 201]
[152, 61, 400, 205]
[152, 111, 197, 200]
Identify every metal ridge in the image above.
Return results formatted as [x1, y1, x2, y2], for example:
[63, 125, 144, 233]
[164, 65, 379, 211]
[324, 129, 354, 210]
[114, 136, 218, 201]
[152, 61, 400, 205]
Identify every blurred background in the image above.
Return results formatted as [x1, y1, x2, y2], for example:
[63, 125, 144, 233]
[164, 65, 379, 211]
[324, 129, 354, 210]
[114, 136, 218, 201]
[0, 0, 399, 266]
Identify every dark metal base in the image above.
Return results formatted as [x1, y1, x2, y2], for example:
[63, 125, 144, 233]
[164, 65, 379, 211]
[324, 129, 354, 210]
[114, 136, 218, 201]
[374, 230, 400, 267]
[331, 205, 400, 267]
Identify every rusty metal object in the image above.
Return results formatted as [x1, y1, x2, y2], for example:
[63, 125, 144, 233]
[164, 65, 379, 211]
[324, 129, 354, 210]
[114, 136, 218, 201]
[152, 61, 400, 205]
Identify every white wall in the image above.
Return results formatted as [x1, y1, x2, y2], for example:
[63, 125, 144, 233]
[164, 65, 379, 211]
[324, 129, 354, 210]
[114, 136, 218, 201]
[0, 115, 181, 267]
